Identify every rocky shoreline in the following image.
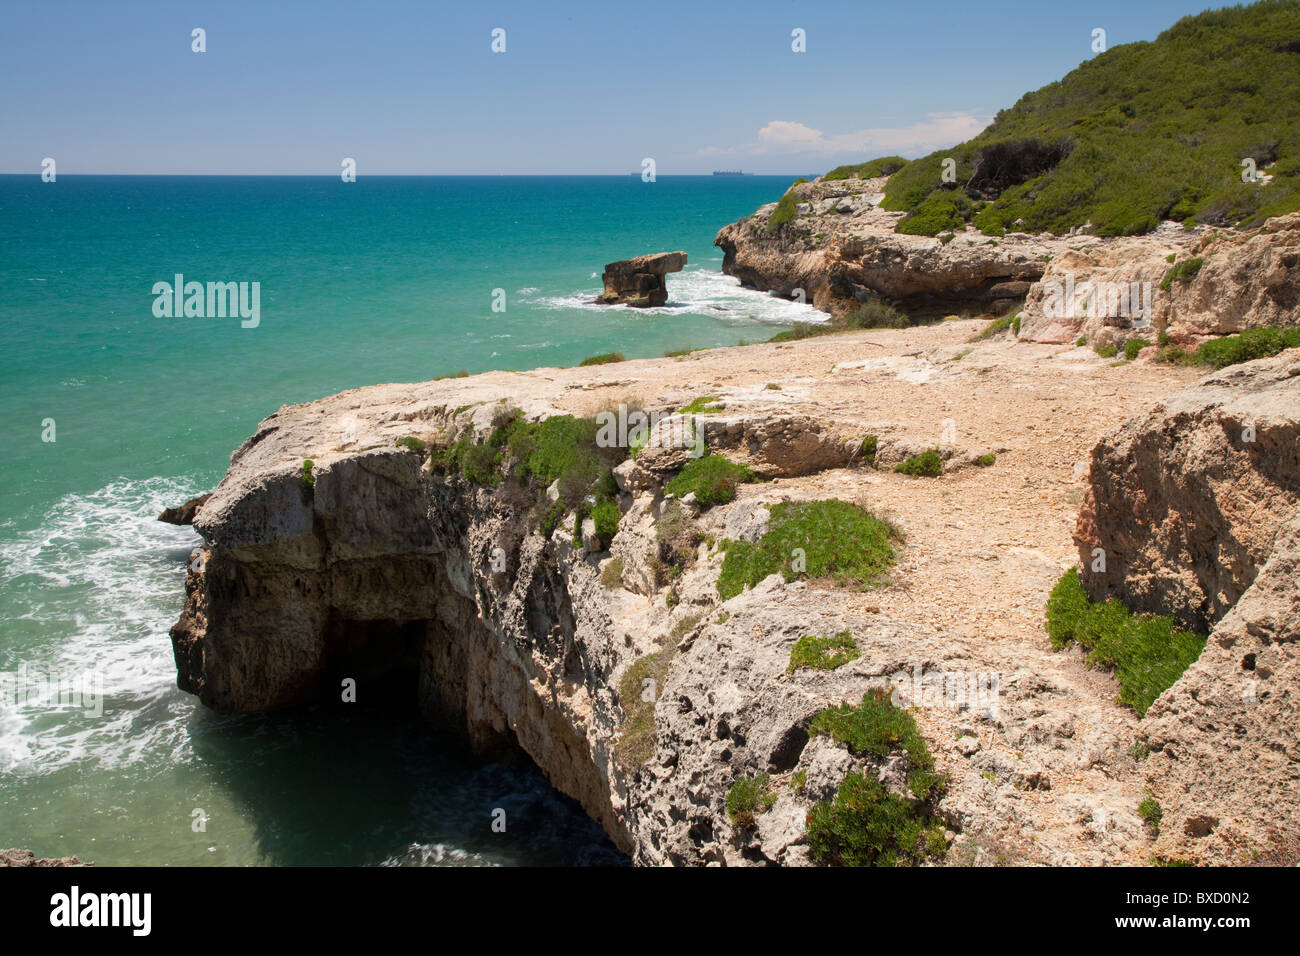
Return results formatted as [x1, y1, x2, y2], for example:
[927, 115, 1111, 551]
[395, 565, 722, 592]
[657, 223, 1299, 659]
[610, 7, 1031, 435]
[714, 175, 1300, 354]
[165, 300, 1298, 864]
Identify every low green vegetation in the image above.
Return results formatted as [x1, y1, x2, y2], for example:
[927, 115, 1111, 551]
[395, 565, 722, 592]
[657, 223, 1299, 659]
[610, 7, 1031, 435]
[1129, 740, 1151, 761]
[1159, 257, 1204, 291]
[679, 395, 725, 414]
[600, 556, 625, 590]
[790, 769, 808, 794]
[979, 314, 1015, 339]
[616, 650, 674, 768]
[894, 449, 944, 477]
[395, 436, 427, 453]
[664, 454, 756, 507]
[1076, 336, 1088, 347]
[878, 2, 1300, 235]
[1193, 325, 1300, 368]
[976, 453, 997, 467]
[896, 189, 974, 236]
[578, 352, 625, 367]
[717, 499, 895, 599]
[1094, 343, 1119, 358]
[767, 295, 910, 343]
[1139, 796, 1164, 835]
[428, 407, 625, 538]
[301, 459, 314, 488]
[805, 691, 946, 866]
[767, 178, 809, 232]
[589, 499, 621, 548]
[858, 435, 878, 467]
[840, 298, 908, 329]
[788, 630, 860, 673]
[1046, 568, 1207, 716]
[726, 774, 778, 829]
[823, 156, 909, 181]
[1124, 337, 1151, 360]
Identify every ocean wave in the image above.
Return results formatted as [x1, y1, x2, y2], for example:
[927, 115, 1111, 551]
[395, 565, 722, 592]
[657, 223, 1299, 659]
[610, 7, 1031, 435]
[0, 476, 203, 773]
[524, 267, 827, 326]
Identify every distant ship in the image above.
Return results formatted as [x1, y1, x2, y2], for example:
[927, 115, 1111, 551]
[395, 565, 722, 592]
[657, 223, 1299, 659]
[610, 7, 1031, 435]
[712, 170, 753, 176]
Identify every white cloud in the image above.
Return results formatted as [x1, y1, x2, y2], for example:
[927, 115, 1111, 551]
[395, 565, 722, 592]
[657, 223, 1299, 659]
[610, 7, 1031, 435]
[699, 112, 991, 159]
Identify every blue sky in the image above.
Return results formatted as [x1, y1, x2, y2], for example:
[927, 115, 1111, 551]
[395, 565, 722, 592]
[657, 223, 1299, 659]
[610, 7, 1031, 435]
[1, 0, 1229, 174]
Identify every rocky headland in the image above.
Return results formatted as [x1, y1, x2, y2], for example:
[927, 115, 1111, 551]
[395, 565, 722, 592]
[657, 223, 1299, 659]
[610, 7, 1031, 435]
[166, 306, 1298, 865]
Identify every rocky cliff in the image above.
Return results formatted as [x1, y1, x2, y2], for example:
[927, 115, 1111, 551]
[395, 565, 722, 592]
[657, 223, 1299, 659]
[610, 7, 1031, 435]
[170, 323, 1297, 866]
[714, 177, 1298, 350]
[1075, 350, 1300, 863]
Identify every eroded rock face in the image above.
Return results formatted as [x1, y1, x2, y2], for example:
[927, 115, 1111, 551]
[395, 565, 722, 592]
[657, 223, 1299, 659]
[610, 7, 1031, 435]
[1074, 350, 1300, 863]
[598, 251, 687, 307]
[1019, 214, 1300, 346]
[159, 493, 211, 526]
[1074, 350, 1300, 632]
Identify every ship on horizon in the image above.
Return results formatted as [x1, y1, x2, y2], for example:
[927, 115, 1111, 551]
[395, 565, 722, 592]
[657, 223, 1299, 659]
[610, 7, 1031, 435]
[712, 169, 753, 176]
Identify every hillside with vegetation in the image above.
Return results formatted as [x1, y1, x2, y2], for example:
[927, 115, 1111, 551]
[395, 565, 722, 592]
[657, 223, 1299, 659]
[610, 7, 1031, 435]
[865, 0, 1300, 236]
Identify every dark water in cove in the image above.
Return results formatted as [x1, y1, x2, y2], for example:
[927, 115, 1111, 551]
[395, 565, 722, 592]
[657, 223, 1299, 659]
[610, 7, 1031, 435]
[0, 174, 817, 865]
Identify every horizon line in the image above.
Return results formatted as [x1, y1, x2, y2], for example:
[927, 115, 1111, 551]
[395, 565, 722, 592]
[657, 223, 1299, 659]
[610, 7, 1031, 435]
[0, 171, 816, 178]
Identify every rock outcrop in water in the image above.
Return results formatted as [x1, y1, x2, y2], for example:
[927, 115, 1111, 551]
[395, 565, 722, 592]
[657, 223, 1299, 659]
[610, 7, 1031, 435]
[158, 493, 211, 526]
[1074, 350, 1300, 864]
[597, 251, 687, 307]
[168, 326, 1299, 866]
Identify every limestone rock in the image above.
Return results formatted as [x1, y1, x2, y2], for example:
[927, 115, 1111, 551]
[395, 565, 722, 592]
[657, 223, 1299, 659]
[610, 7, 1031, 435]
[159, 493, 212, 526]
[598, 251, 687, 308]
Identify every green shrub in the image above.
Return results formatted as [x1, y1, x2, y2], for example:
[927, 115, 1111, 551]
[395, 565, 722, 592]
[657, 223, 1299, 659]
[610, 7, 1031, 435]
[578, 352, 625, 367]
[600, 556, 624, 589]
[1094, 343, 1119, 358]
[396, 436, 427, 453]
[1045, 568, 1207, 716]
[805, 691, 946, 866]
[726, 774, 777, 829]
[717, 500, 895, 599]
[665, 454, 756, 507]
[976, 453, 997, 467]
[590, 499, 621, 547]
[679, 395, 725, 414]
[811, 691, 934, 774]
[1192, 326, 1300, 369]
[1139, 796, 1164, 835]
[896, 189, 973, 236]
[823, 157, 909, 181]
[806, 771, 947, 867]
[1124, 337, 1151, 360]
[841, 298, 908, 329]
[788, 631, 860, 673]
[894, 449, 943, 477]
[1076, 336, 1088, 347]
[859, 435, 878, 466]
[301, 459, 315, 488]
[767, 179, 809, 232]
[979, 315, 1014, 339]
[1159, 257, 1204, 291]
[1012, 314, 1022, 335]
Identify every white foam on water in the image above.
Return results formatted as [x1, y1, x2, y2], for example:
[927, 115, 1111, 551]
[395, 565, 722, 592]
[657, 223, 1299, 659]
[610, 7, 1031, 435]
[525, 267, 828, 326]
[0, 476, 203, 773]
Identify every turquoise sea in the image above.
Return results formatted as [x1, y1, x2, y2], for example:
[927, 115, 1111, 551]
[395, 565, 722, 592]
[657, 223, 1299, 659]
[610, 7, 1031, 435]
[0, 174, 816, 865]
